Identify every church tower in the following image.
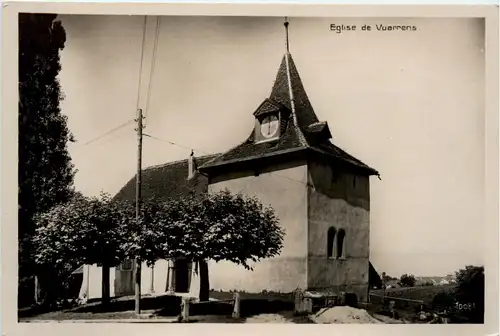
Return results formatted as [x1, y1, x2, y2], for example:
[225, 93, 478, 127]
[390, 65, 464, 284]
[200, 19, 379, 302]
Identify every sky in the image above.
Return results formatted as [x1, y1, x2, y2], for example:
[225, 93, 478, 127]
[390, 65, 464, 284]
[57, 15, 485, 277]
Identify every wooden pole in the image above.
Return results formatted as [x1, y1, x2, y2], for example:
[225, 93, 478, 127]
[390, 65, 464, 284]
[232, 292, 241, 319]
[166, 262, 171, 293]
[181, 297, 190, 322]
[34, 276, 40, 304]
[150, 265, 155, 294]
[134, 108, 144, 314]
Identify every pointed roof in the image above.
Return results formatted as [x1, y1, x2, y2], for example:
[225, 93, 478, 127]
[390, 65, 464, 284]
[270, 53, 319, 133]
[201, 22, 378, 176]
[201, 52, 378, 176]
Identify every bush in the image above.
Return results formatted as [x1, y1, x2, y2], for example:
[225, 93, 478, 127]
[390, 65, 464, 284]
[398, 274, 416, 287]
[454, 266, 484, 323]
[430, 265, 484, 324]
[432, 291, 455, 311]
[36, 263, 82, 307]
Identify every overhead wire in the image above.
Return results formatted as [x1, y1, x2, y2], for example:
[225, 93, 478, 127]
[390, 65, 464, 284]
[78, 119, 135, 146]
[143, 133, 211, 155]
[143, 132, 382, 185]
[142, 132, 313, 188]
[143, 16, 161, 128]
[135, 16, 148, 116]
[72, 18, 148, 150]
[116, 15, 382, 187]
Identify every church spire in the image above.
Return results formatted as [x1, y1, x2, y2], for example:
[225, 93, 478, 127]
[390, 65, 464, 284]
[199, 17, 379, 177]
[282, 17, 306, 145]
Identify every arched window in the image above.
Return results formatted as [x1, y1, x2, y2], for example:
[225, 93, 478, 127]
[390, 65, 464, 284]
[327, 227, 336, 258]
[337, 229, 346, 258]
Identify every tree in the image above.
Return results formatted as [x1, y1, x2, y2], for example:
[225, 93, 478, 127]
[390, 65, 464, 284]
[398, 274, 416, 287]
[33, 193, 134, 305]
[18, 13, 75, 306]
[35, 189, 284, 312]
[454, 265, 484, 323]
[186, 190, 284, 301]
[133, 190, 285, 303]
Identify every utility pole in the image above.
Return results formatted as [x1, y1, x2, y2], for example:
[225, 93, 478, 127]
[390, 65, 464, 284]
[134, 108, 144, 315]
[150, 266, 155, 294]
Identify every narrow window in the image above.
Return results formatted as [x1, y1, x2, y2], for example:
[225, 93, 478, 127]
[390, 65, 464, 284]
[327, 227, 336, 258]
[337, 229, 346, 258]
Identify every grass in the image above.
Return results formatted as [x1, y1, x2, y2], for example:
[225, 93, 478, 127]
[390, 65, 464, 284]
[21, 287, 456, 324]
[19, 294, 182, 322]
[370, 285, 456, 304]
[19, 291, 300, 323]
[367, 285, 458, 323]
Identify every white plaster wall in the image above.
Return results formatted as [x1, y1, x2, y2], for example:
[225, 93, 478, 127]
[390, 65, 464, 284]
[82, 260, 171, 299]
[207, 160, 309, 293]
[86, 265, 116, 299]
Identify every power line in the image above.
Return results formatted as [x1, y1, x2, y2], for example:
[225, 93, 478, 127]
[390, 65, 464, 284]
[143, 133, 211, 155]
[143, 16, 161, 127]
[78, 128, 131, 150]
[143, 133, 312, 187]
[135, 16, 148, 114]
[78, 119, 135, 146]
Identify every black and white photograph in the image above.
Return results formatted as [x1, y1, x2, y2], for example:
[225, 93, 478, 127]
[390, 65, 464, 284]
[2, 3, 498, 334]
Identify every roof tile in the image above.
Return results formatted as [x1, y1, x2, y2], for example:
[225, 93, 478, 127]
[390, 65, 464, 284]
[114, 154, 219, 202]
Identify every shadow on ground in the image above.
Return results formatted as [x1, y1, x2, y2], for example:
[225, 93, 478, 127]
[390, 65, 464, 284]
[19, 292, 308, 323]
[74, 295, 182, 315]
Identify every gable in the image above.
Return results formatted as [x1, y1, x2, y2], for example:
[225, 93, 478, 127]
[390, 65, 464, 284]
[253, 99, 287, 118]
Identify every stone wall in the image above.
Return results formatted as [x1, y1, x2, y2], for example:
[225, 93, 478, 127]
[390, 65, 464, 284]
[306, 160, 371, 302]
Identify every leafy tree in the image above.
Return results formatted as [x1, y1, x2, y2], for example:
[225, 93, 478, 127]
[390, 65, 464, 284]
[18, 13, 75, 306]
[33, 193, 134, 305]
[398, 274, 416, 287]
[133, 190, 284, 303]
[186, 190, 284, 302]
[454, 265, 484, 323]
[429, 265, 484, 323]
[35, 189, 284, 311]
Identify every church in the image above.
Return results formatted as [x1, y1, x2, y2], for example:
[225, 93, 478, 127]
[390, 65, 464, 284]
[78, 21, 380, 303]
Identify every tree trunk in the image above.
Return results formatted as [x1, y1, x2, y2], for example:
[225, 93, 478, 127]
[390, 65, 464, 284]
[134, 260, 141, 314]
[34, 276, 40, 305]
[102, 263, 110, 306]
[198, 260, 209, 302]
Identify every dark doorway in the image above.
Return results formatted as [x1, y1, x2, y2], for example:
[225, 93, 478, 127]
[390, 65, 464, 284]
[174, 259, 190, 293]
